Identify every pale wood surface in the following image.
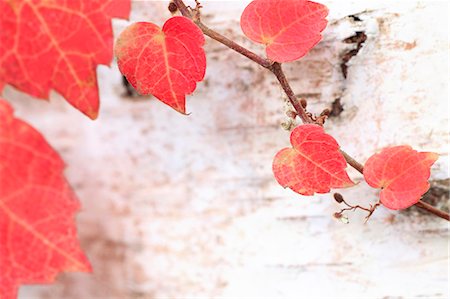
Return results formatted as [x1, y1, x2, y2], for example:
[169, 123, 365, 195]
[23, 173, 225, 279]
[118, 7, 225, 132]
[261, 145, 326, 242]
[8, 1, 449, 298]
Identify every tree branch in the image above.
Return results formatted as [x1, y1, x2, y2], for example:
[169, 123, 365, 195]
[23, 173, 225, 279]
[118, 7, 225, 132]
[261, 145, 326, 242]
[173, 0, 272, 68]
[416, 200, 450, 221]
[172, 0, 311, 123]
[269, 62, 313, 123]
[172, 0, 450, 222]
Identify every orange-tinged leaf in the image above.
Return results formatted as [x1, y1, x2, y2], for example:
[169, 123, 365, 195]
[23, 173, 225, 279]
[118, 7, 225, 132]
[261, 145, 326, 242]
[0, 0, 131, 119]
[0, 99, 91, 298]
[363, 145, 439, 210]
[240, 0, 328, 62]
[115, 16, 206, 114]
[273, 124, 354, 195]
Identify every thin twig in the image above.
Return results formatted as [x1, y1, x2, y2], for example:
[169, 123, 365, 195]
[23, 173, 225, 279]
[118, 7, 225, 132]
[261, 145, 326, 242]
[172, 0, 450, 222]
[337, 194, 380, 223]
[364, 202, 380, 222]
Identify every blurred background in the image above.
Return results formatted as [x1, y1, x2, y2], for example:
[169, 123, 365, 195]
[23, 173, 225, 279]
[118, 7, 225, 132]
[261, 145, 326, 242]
[6, 0, 448, 298]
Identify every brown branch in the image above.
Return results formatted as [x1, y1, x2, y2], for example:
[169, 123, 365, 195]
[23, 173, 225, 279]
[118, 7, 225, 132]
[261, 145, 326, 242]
[172, 0, 311, 123]
[416, 200, 450, 221]
[197, 23, 273, 68]
[340, 150, 364, 174]
[269, 62, 313, 123]
[172, 0, 450, 222]
[173, 0, 272, 68]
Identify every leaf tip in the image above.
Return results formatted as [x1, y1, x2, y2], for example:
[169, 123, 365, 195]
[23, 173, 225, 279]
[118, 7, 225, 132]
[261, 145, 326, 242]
[342, 179, 356, 188]
[86, 110, 99, 120]
[425, 152, 439, 163]
[172, 103, 187, 115]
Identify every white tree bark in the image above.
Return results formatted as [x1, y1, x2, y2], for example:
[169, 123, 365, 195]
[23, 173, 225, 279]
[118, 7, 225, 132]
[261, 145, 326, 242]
[7, 1, 448, 298]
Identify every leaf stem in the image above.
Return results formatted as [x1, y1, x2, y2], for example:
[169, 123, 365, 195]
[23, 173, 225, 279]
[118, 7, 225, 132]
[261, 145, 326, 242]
[172, 0, 450, 222]
[340, 150, 364, 174]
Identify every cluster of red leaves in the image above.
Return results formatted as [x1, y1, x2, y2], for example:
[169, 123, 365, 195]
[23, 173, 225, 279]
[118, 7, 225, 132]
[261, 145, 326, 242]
[0, 100, 91, 299]
[114, 0, 438, 210]
[272, 124, 438, 210]
[115, 0, 327, 112]
[0, 0, 131, 297]
[0, 0, 131, 119]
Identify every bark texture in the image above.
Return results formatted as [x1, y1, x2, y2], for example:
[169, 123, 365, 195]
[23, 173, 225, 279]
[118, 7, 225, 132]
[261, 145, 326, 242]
[7, 1, 448, 298]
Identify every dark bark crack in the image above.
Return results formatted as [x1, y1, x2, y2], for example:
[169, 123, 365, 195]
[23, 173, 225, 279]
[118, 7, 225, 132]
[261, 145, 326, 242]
[340, 31, 367, 79]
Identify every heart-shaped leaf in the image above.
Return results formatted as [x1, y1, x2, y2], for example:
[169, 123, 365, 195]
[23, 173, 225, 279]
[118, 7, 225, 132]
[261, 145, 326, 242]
[115, 16, 206, 114]
[363, 146, 438, 210]
[273, 124, 354, 195]
[0, 99, 91, 298]
[240, 0, 328, 62]
[0, 0, 131, 119]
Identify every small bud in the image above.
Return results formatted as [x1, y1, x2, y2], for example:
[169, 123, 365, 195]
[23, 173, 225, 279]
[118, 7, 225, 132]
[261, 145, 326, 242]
[315, 115, 326, 126]
[286, 110, 297, 119]
[300, 98, 307, 108]
[281, 120, 294, 131]
[339, 215, 349, 224]
[333, 212, 342, 219]
[321, 108, 330, 116]
[168, 2, 178, 13]
[333, 193, 344, 203]
[334, 212, 349, 223]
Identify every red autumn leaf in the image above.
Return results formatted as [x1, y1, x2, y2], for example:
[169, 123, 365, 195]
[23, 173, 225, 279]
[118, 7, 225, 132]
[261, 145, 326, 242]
[0, 0, 131, 119]
[115, 16, 206, 114]
[0, 99, 91, 298]
[240, 0, 328, 63]
[363, 145, 438, 210]
[273, 124, 354, 195]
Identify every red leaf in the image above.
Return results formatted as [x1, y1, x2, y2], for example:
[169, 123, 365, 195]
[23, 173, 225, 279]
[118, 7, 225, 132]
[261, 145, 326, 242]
[115, 16, 206, 114]
[273, 124, 354, 195]
[240, 0, 328, 62]
[363, 145, 438, 210]
[0, 0, 131, 119]
[0, 99, 91, 298]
